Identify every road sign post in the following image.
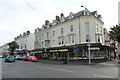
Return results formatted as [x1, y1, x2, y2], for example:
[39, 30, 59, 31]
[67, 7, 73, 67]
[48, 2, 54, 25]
[88, 44, 91, 65]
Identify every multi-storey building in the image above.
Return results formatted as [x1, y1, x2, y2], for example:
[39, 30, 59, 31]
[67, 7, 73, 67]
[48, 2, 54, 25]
[35, 8, 104, 48]
[33, 8, 113, 60]
[14, 31, 35, 56]
[0, 44, 9, 57]
[103, 28, 110, 46]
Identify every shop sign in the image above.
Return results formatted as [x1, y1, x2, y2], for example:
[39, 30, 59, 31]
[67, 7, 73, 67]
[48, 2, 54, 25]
[19, 50, 27, 53]
[88, 47, 100, 50]
[49, 49, 68, 52]
[58, 49, 68, 52]
[30, 51, 42, 53]
[49, 50, 57, 52]
[19, 50, 24, 53]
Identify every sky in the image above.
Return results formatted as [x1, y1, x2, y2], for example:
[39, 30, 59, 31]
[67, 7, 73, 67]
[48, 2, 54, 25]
[0, 0, 119, 46]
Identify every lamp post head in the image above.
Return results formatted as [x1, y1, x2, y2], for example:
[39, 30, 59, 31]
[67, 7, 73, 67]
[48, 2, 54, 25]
[81, 6, 87, 9]
[81, 6, 84, 7]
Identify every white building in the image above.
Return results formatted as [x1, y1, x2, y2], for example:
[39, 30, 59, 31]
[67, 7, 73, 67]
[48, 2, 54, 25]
[32, 8, 112, 60]
[34, 8, 104, 49]
[103, 28, 110, 46]
[0, 44, 9, 57]
[14, 31, 35, 55]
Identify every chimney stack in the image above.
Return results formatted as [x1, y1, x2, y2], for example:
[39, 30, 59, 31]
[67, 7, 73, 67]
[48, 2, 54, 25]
[56, 16, 60, 21]
[60, 13, 64, 18]
[45, 20, 50, 25]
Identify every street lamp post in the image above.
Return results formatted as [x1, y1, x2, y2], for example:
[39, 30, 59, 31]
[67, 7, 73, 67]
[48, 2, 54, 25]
[81, 6, 91, 65]
[88, 43, 91, 65]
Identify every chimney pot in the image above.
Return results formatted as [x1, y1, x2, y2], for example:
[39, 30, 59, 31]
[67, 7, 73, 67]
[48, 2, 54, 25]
[45, 20, 49, 25]
[56, 16, 60, 21]
[60, 13, 64, 17]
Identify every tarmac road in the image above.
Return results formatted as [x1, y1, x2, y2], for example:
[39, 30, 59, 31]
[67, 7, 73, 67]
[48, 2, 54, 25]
[2, 58, 118, 78]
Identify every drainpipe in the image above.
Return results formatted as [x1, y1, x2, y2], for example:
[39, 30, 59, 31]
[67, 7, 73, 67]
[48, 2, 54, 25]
[78, 16, 81, 44]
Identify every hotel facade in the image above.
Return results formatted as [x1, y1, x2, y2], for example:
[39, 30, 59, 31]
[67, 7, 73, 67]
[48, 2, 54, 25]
[32, 8, 113, 60]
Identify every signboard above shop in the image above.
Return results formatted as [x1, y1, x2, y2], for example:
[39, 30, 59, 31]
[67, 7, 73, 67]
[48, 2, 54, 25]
[19, 50, 27, 54]
[30, 51, 43, 53]
[49, 49, 68, 52]
[88, 47, 100, 50]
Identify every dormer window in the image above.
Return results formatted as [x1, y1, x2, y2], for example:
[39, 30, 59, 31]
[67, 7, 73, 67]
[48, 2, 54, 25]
[83, 10, 89, 16]
[49, 23, 52, 27]
[52, 20, 57, 25]
[69, 12, 74, 19]
[60, 17, 65, 22]
[99, 16, 102, 20]
[98, 15, 102, 20]
[95, 13, 98, 17]
[42, 25, 48, 29]
[35, 28, 41, 32]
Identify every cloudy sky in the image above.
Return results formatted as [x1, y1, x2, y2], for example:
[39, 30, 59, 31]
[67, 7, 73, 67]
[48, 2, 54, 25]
[0, 0, 119, 46]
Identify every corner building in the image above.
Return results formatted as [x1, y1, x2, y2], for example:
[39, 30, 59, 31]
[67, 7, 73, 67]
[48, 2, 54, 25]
[33, 8, 113, 60]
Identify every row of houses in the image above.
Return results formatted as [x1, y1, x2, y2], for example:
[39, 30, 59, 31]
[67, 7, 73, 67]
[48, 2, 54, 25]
[0, 8, 117, 60]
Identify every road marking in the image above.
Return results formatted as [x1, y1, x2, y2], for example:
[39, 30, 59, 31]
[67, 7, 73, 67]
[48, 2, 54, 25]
[94, 75, 114, 78]
[98, 63, 116, 66]
[48, 67, 73, 72]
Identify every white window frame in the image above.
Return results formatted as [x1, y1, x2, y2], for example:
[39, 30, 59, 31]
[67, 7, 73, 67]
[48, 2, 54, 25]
[67, 35, 75, 43]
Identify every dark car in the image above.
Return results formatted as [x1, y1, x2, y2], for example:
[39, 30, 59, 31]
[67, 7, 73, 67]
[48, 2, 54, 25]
[5, 56, 15, 62]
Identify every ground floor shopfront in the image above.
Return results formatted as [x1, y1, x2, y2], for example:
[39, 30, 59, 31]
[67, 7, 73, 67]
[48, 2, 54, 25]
[30, 43, 115, 60]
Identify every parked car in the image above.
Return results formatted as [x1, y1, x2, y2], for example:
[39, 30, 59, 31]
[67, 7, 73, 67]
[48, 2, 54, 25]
[28, 56, 39, 62]
[15, 56, 23, 60]
[5, 56, 15, 62]
[22, 56, 30, 61]
[0, 55, 3, 58]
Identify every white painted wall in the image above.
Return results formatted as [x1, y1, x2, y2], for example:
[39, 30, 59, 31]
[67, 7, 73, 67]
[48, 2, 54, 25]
[34, 15, 104, 49]
[15, 33, 35, 51]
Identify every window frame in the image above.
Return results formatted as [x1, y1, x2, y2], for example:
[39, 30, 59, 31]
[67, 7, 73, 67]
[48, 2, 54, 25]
[70, 25, 74, 32]
[61, 28, 64, 34]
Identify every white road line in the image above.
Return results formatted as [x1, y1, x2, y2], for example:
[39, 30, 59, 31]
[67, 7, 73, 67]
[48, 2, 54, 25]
[48, 67, 73, 72]
[94, 75, 114, 78]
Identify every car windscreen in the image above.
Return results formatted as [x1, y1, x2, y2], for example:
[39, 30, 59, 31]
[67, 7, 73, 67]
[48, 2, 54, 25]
[7, 56, 14, 58]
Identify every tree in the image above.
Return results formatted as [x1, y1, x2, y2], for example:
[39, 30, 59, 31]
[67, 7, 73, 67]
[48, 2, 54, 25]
[109, 25, 120, 43]
[8, 41, 19, 55]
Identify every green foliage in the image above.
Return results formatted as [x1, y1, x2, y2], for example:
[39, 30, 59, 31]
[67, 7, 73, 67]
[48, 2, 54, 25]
[109, 25, 120, 43]
[8, 41, 19, 55]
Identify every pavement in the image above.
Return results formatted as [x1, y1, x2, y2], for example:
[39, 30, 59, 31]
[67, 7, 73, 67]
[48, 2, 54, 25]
[38, 59, 118, 66]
